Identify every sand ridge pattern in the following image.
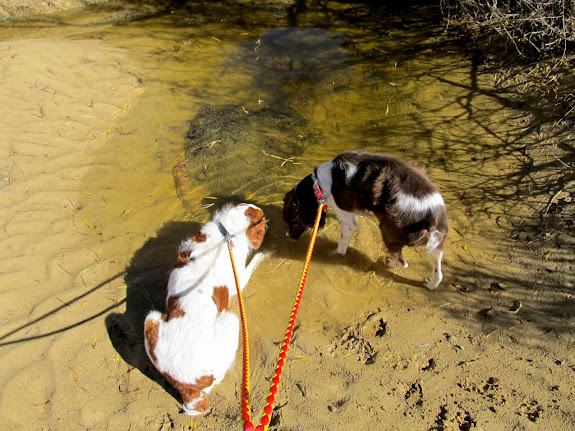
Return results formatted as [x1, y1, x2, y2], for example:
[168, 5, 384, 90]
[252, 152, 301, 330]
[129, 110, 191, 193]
[0, 39, 141, 429]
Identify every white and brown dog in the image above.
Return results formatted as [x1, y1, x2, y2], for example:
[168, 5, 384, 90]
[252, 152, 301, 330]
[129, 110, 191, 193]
[283, 151, 448, 289]
[144, 203, 267, 415]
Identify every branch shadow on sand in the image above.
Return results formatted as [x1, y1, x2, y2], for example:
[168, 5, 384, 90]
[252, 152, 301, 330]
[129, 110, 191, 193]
[0, 273, 126, 347]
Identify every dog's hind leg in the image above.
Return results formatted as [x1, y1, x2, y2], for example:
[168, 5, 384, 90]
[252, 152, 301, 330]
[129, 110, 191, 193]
[379, 220, 409, 268]
[426, 247, 443, 290]
[143, 312, 162, 367]
[425, 230, 445, 290]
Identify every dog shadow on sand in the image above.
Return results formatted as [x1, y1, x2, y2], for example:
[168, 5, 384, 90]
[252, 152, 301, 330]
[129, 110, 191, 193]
[105, 219, 202, 400]
[285, 237, 426, 289]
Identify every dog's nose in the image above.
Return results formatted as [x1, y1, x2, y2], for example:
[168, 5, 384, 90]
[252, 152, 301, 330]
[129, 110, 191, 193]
[285, 230, 295, 241]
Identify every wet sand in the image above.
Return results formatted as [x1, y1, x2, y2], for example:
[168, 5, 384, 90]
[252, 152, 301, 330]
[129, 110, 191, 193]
[1, 3, 574, 431]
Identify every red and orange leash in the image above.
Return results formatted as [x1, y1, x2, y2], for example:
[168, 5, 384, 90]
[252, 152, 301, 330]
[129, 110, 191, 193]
[227, 203, 326, 431]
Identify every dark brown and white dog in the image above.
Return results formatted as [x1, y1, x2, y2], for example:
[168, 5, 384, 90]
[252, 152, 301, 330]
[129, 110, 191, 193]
[144, 203, 267, 415]
[283, 151, 448, 289]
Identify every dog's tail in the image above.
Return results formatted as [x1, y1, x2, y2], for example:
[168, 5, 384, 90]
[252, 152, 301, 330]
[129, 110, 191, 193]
[182, 396, 210, 416]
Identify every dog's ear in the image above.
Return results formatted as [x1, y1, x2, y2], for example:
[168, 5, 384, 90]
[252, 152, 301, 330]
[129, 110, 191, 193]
[244, 207, 267, 249]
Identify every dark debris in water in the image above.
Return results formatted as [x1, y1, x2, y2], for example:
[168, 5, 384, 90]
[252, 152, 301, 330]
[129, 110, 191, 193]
[185, 104, 311, 158]
[177, 104, 321, 207]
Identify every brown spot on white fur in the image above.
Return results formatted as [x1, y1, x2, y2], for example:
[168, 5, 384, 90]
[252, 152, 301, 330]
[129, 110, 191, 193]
[164, 373, 215, 414]
[191, 231, 207, 243]
[244, 206, 267, 249]
[144, 318, 160, 364]
[164, 296, 185, 321]
[174, 232, 206, 268]
[211, 286, 229, 313]
[174, 250, 191, 268]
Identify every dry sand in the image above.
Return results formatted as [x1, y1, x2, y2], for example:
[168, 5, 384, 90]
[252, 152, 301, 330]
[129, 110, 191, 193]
[1, 4, 574, 431]
[0, 0, 103, 21]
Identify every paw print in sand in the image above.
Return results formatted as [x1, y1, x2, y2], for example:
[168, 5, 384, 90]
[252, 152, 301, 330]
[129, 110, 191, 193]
[328, 309, 387, 365]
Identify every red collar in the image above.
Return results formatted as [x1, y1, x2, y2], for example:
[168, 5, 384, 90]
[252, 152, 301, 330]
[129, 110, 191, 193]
[311, 172, 326, 206]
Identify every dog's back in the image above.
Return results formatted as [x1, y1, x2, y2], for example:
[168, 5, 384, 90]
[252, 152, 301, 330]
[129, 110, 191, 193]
[144, 203, 267, 415]
[143, 237, 241, 416]
[331, 152, 439, 212]
[329, 151, 447, 243]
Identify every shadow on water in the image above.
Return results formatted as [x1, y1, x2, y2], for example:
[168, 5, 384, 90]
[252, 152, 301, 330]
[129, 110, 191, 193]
[309, 5, 575, 340]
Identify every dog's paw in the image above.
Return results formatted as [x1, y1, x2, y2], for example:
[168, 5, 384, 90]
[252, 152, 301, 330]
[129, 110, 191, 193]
[385, 257, 408, 269]
[425, 274, 442, 290]
[336, 244, 348, 255]
[327, 248, 341, 256]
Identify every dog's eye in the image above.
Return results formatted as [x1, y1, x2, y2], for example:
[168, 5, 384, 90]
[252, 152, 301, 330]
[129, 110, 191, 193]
[286, 208, 300, 223]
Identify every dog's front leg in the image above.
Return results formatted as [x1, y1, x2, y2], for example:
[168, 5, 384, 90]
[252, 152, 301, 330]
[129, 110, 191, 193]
[334, 210, 358, 255]
[238, 253, 264, 290]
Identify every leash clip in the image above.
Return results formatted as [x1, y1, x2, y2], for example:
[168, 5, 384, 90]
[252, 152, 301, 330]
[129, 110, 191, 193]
[217, 222, 235, 247]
